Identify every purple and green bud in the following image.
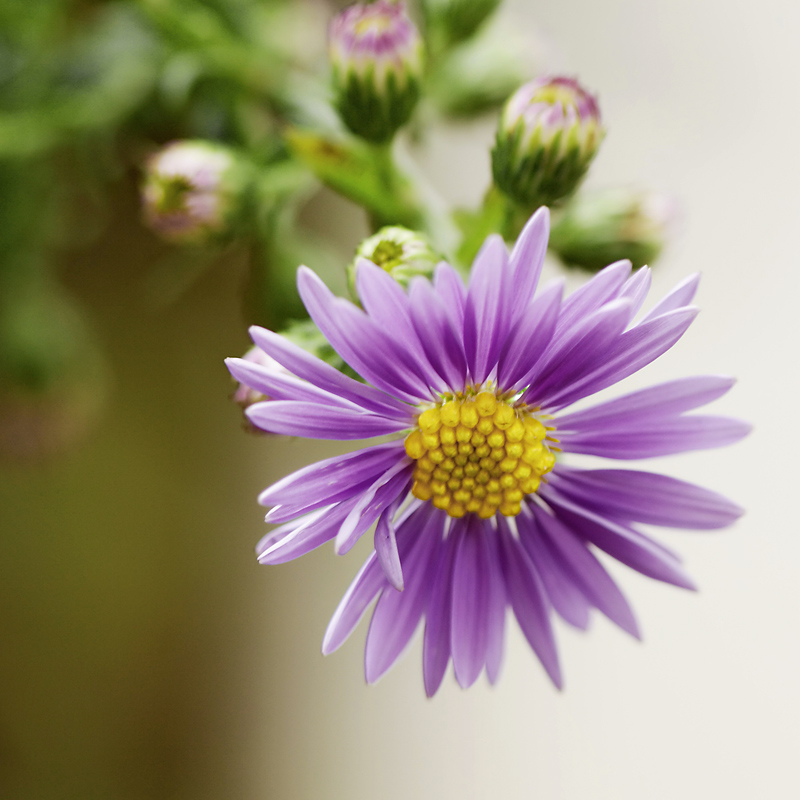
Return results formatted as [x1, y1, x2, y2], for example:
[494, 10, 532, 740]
[549, 187, 676, 272]
[347, 225, 442, 297]
[142, 141, 249, 245]
[492, 76, 604, 210]
[329, 1, 423, 143]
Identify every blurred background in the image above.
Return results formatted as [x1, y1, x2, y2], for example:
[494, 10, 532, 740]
[1, 0, 797, 798]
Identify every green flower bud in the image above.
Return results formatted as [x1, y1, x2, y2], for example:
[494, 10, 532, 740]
[141, 141, 251, 245]
[422, 0, 502, 49]
[492, 76, 604, 210]
[329, 1, 424, 143]
[549, 188, 676, 272]
[347, 226, 441, 296]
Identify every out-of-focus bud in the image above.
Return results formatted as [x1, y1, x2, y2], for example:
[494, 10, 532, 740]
[142, 141, 250, 245]
[421, 0, 502, 49]
[492, 76, 604, 210]
[329, 1, 423, 143]
[549, 188, 677, 272]
[347, 225, 441, 296]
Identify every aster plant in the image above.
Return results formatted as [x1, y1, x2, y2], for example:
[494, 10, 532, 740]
[226, 209, 749, 694]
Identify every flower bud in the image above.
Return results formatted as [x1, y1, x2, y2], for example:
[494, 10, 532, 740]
[549, 188, 677, 272]
[142, 141, 249, 245]
[329, 1, 423, 143]
[492, 76, 604, 210]
[347, 225, 441, 296]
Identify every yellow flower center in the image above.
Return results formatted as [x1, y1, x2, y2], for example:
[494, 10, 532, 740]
[403, 390, 555, 519]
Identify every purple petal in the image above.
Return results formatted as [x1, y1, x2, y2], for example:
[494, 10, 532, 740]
[544, 307, 700, 410]
[617, 266, 652, 322]
[433, 262, 466, 329]
[484, 528, 507, 684]
[450, 516, 492, 689]
[335, 462, 413, 554]
[260, 441, 404, 509]
[374, 496, 404, 591]
[246, 400, 408, 440]
[423, 520, 459, 697]
[249, 326, 410, 419]
[322, 551, 385, 655]
[496, 281, 562, 390]
[508, 207, 549, 319]
[554, 376, 737, 432]
[257, 499, 358, 565]
[516, 511, 591, 630]
[408, 277, 468, 390]
[524, 298, 633, 407]
[557, 414, 752, 459]
[297, 267, 430, 402]
[552, 260, 632, 341]
[549, 465, 744, 529]
[543, 489, 697, 590]
[364, 507, 442, 683]
[639, 273, 700, 324]
[496, 517, 562, 688]
[528, 503, 640, 638]
[462, 235, 512, 383]
[356, 260, 447, 393]
[226, 357, 358, 407]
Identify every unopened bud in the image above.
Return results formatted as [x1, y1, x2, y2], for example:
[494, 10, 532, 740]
[492, 76, 604, 210]
[329, 1, 423, 143]
[549, 188, 676, 272]
[347, 226, 441, 296]
[142, 141, 249, 245]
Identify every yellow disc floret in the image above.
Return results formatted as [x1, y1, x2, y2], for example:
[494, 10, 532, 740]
[404, 390, 555, 519]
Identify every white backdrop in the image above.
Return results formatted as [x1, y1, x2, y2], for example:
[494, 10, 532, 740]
[230, 1, 799, 797]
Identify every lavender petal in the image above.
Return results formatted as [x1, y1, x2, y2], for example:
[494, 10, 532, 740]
[508, 207, 549, 319]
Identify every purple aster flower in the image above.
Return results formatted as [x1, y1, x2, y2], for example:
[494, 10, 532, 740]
[225, 208, 749, 695]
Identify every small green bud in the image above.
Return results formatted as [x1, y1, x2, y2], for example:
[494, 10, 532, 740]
[421, 0, 502, 49]
[549, 188, 676, 272]
[347, 226, 441, 296]
[329, 1, 424, 143]
[141, 141, 251, 245]
[492, 76, 604, 210]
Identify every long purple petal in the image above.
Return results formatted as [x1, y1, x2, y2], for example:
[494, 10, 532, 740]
[246, 400, 408, 440]
[516, 511, 591, 630]
[259, 441, 404, 508]
[558, 414, 752, 459]
[496, 281, 562, 390]
[433, 262, 466, 330]
[484, 528, 507, 684]
[423, 520, 458, 697]
[297, 267, 430, 402]
[356, 260, 448, 393]
[528, 503, 640, 638]
[496, 517, 562, 688]
[639, 273, 700, 324]
[249, 326, 410, 419]
[544, 306, 700, 410]
[462, 235, 512, 383]
[549, 466, 744, 529]
[364, 506, 442, 683]
[554, 376, 737, 432]
[543, 489, 697, 590]
[374, 496, 404, 591]
[450, 516, 492, 689]
[508, 207, 549, 319]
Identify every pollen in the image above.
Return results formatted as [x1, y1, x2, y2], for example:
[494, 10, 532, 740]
[404, 390, 555, 519]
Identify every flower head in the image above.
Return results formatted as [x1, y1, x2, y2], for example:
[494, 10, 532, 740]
[329, 1, 423, 142]
[226, 208, 749, 695]
[347, 225, 441, 297]
[142, 141, 244, 244]
[492, 76, 604, 210]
